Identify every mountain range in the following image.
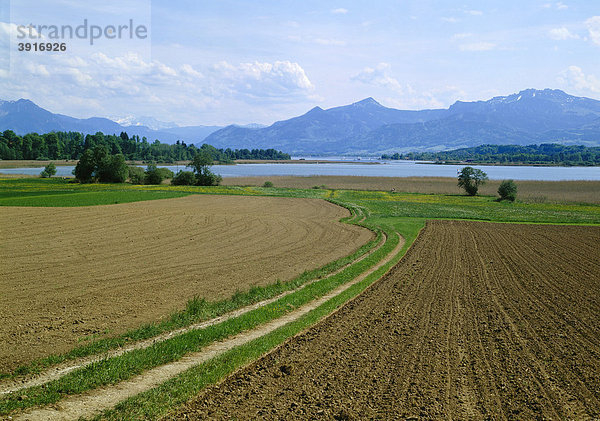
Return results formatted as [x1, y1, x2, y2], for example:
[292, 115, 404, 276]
[0, 99, 222, 145]
[2, 89, 600, 154]
[204, 89, 600, 154]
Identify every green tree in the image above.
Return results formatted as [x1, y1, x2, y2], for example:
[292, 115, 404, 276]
[103, 154, 129, 183]
[498, 179, 517, 202]
[171, 170, 196, 185]
[73, 145, 127, 183]
[93, 145, 111, 182]
[188, 150, 222, 186]
[44, 133, 62, 159]
[457, 166, 488, 196]
[74, 149, 96, 183]
[40, 162, 57, 178]
[144, 164, 163, 185]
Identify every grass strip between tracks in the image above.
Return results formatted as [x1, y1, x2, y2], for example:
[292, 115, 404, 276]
[93, 218, 423, 420]
[0, 209, 388, 416]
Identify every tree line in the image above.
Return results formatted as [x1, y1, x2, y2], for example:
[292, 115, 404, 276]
[73, 144, 222, 186]
[382, 144, 600, 166]
[0, 130, 290, 162]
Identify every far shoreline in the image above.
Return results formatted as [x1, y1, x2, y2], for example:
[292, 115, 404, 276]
[0, 158, 380, 169]
[1, 158, 598, 169]
[415, 160, 600, 168]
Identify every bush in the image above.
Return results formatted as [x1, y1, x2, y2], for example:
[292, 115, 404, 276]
[144, 164, 163, 185]
[195, 171, 222, 186]
[157, 167, 174, 180]
[263, 181, 274, 188]
[171, 170, 196, 186]
[498, 179, 517, 202]
[128, 166, 145, 184]
[40, 162, 57, 178]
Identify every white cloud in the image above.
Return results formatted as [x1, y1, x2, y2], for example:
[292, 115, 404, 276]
[352, 66, 467, 109]
[63, 67, 95, 86]
[313, 38, 346, 46]
[452, 32, 473, 40]
[0, 49, 316, 124]
[441, 17, 459, 23]
[331, 8, 348, 14]
[459, 42, 496, 51]
[213, 60, 315, 99]
[0, 22, 40, 38]
[586, 16, 600, 46]
[558, 65, 600, 93]
[351, 63, 404, 94]
[24, 63, 50, 77]
[543, 2, 568, 10]
[180, 64, 203, 79]
[549, 27, 579, 40]
[380, 85, 467, 110]
[465, 10, 483, 16]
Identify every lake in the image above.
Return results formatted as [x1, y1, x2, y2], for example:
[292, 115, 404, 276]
[2, 160, 600, 181]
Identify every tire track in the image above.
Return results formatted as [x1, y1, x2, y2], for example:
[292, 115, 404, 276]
[0, 221, 383, 396]
[8, 231, 404, 421]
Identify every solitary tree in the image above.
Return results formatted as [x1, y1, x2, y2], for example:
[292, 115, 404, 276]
[40, 162, 57, 178]
[498, 179, 517, 202]
[188, 150, 222, 186]
[458, 166, 488, 196]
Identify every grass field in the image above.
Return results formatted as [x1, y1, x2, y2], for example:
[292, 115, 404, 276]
[223, 175, 600, 204]
[0, 176, 599, 420]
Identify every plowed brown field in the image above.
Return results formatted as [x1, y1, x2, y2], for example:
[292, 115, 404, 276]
[0, 195, 372, 372]
[171, 221, 600, 420]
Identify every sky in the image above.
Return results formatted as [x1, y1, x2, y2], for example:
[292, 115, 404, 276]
[1, 0, 600, 126]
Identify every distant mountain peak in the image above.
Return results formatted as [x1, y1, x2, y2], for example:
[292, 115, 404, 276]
[353, 97, 382, 107]
[9, 98, 38, 107]
[305, 105, 325, 114]
[111, 115, 180, 131]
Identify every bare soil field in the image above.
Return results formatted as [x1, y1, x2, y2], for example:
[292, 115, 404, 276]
[0, 195, 372, 372]
[171, 221, 600, 420]
[223, 175, 600, 204]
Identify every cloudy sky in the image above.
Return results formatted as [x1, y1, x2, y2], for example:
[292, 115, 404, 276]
[1, 0, 600, 126]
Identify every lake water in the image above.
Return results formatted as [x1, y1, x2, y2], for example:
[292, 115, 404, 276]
[2, 160, 600, 181]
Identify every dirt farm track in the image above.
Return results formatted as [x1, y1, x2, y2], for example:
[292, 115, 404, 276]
[171, 221, 600, 420]
[0, 195, 373, 372]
